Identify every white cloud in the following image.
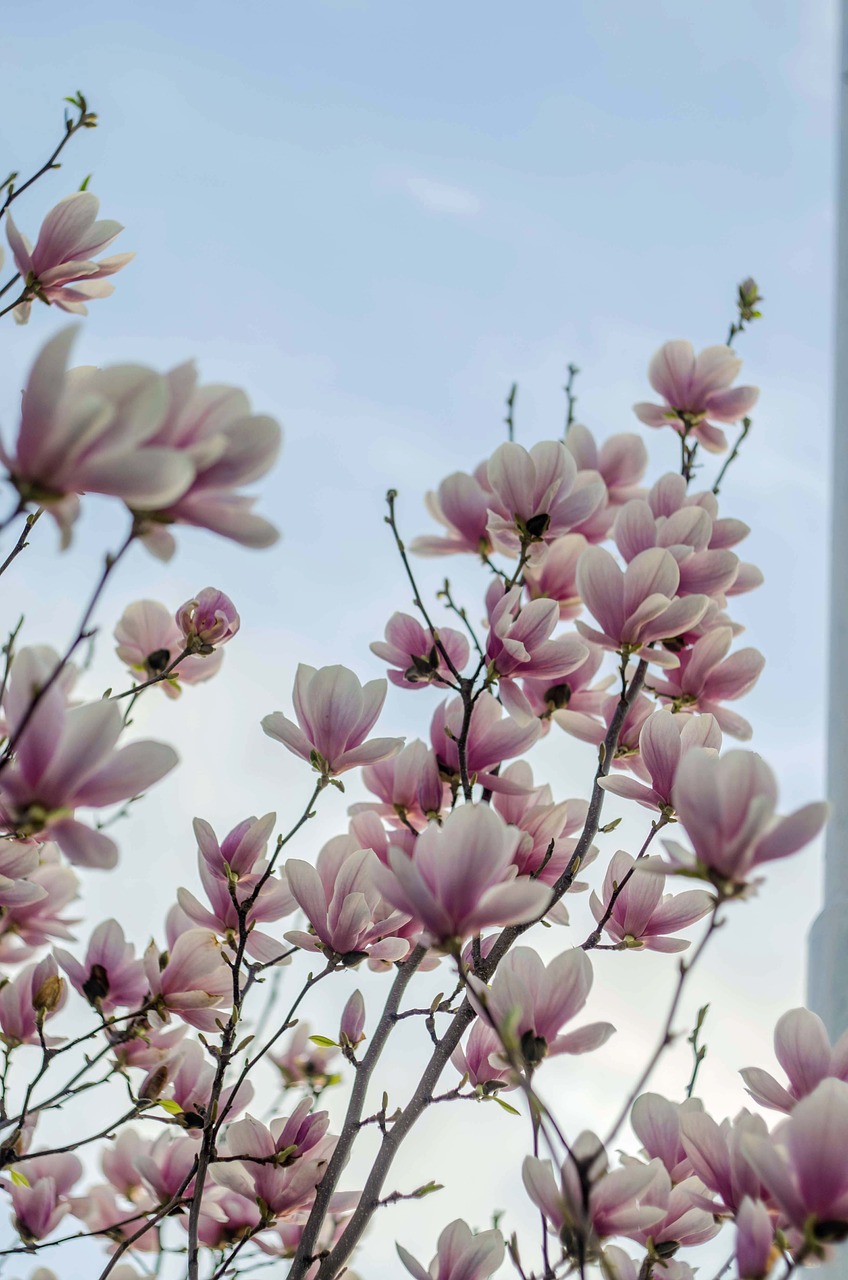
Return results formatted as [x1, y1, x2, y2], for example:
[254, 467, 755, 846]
[403, 174, 482, 217]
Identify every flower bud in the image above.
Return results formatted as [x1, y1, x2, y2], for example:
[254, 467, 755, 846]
[339, 989, 366, 1049]
[32, 974, 64, 1016]
[176, 588, 240, 652]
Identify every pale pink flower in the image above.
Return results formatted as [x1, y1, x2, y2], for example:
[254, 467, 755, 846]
[555, 690, 655, 776]
[144, 928, 231, 1031]
[270, 1020, 339, 1090]
[114, 600, 223, 696]
[575, 546, 709, 667]
[397, 1219, 505, 1280]
[523, 1136, 669, 1252]
[192, 1183, 263, 1247]
[451, 1019, 515, 1093]
[101, 1128, 149, 1200]
[630, 1093, 704, 1183]
[148, 1039, 253, 1130]
[285, 840, 412, 964]
[613, 498, 740, 599]
[602, 1245, 695, 1280]
[630, 1173, 719, 1249]
[340, 989, 366, 1049]
[1, 1152, 81, 1242]
[740, 1008, 848, 1114]
[370, 612, 469, 689]
[430, 691, 541, 794]
[523, 533, 588, 619]
[0, 955, 66, 1047]
[519, 646, 613, 731]
[136, 1131, 198, 1204]
[0, 845, 79, 963]
[589, 851, 714, 951]
[484, 582, 588, 722]
[411, 469, 493, 558]
[375, 803, 551, 946]
[472, 947, 614, 1067]
[633, 341, 759, 453]
[493, 762, 590, 888]
[744, 1080, 848, 1242]
[351, 740, 447, 830]
[6, 192, 133, 322]
[55, 918, 147, 1011]
[1, 647, 178, 868]
[645, 473, 763, 599]
[665, 749, 828, 890]
[176, 587, 240, 649]
[599, 710, 721, 812]
[564, 425, 649, 541]
[215, 1101, 335, 1218]
[132, 361, 281, 559]
[486, 441, 604, 554]
[681, 1108, 771, 1214]
[735, 1197, 778, 1279]
[0, 329, 194, 545]
[0, 837, 48, 909]
[262, 664, 404, 778]
[651, 627, 765, 740]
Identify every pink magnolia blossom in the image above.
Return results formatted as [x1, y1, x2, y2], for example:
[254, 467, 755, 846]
[114, 600, 223, 696]
[523, 533, 588, 619]
[740, 1007, 848, 1114]
[176, 587, 240, 650]
[523, 1137, 669, 1252]
[270, 1020, 340, 1090]
[486, 441, 605, 554]
[633, 341, 759, 453]
[735, 1197, 778, 1280]
[0, 955, 66, 1046]
[599, 710, 721, 813]
[339, 989, 366, 1049]
[101, 1128, 149, 1200]
[214, 1101, 336, 1218]
[262, 664, 404, 778]
[451, 1019, 514, 1093]
[575, 546, 709, 667]
[472, 947, 614, 1068]
[651, 627, 766, 740]
[146, 1039, 252, 1130]
[375, 803, 551, 946]
[1, 1152, 81, 1242]
[411, 467, 494, 558]
[0, 329, 194, 545]
[589, 851, 714, 952]
[370, 612, 469, 689]
[6, 192, 133, 322]
[484, 582, 588, 721]
[665, 749, 828, 890]
[285, 840, 412, 964]
[144, 928, 231, 1031]
[625, 1171, 719, 1249]
[351, 740, 447, 830]
[0, 845, 79, 963]
[430, 691, 541, 794]
[397, 1219, 505, 1280]
[555, 690, 655, 776]
[191, 1183, 263, 1247]
[744, 1080, 848, 1243]
[131, 361, 282, 559]
[630, 1093, 704, 1183]
[493, 761, 591, 889]
[519, 646, 614, 731]
[564, 424, 648, 541]
[645, 472, 763, 599]
[602, 1245, 695, 1280]
[136, 1131, 198, 1205]
[55, 918, 147, 1012]
[613, 498, 740, 599]
[680, 1108, 771, 1214]
[1, 647, 178, 868]
[0, 837, 48, 909]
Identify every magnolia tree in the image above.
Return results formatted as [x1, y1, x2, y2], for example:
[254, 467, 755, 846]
[0, 96, 839, 1280]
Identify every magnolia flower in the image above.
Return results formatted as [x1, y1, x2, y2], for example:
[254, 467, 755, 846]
[370, 613, 469, 689]
[6, 192, 133, 323]
[146, 1039, 252, 1129]
[285, 841, 412, 963]
[375, 803, 551, 946]
[430, 691, 541, 793]
[598, 710, 721, 813]
[484, 582, 588, 721]
[1, 1153, 82, 1242]
[0, 838, 47, 909]
[0, 845, 79, 964]
[214, 1101, 336, 1218]
[340, 989, 366, 1050]
[665, 749, 828, 890]
[101, 1128, 149, 1199]
[564, 425, 648, 541]
[627, 1172, 719, 1249]
[0, 956, 66, 1046]
[744, 1080, 848, 1245]
[589, 851, 714, 951]
[633, 341, 759, 452]
[262, 664, 404, 778]
[352, 740, 447, 830]
[735, 1197, 778, 1280]
[1, 647, 178, 868]
[602, 1246, 695, 1280]
[55, 918, 147, 1012]
[523, 1136, 669, 1254]
[613, 498, 740, 598]
[136, 1131, 199, 1204]
[472, 947, 614, 1068]
[0, 329, 194, 545]
[575, 546, 709, 667]
[680, 1108, 771, 1214]
[520, 645, 613, 730]
[486, 441, 604, 554]
[397, 1219, 505, 1280]
[270, 1020, 339, 1091]
[114, 600, 223, 696]
[740, 1007, 848, 1114]
[176, 588, 240, 650]
[555, 691, 655, 775]
[493, 762, 590, 888]
[630, 1093, 704, 1183]
[144, 928, 231, 1031]
[452, 1019, 515, 1093]
[651, 627, 765, 740]
[411, 468, 493, 557]
[523, 533, 588, 619]
[131, 361, 282, 559]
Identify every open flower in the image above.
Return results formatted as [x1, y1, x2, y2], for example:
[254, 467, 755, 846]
[397, 1219, 505, 1280]
[564, 424, 648, 541]
[410, 468, 493, 558]
[598, 710, 721, 813]
[0, 955, 66, 1046]
[486, 441, 604, 554]
[370, 613, 469, 689]
[484, 583, 588, 721]
[633, 341, 759, 453]
[740, 1007, 848, 1114]
[214, 1101, 336, 1219]
[1, 1153, 81, 1242]
[144, 928, 231, 1031]
[55, 918, 147, 1012]
[430, 691, 541, 794]
[589, 851, 714, 951]
[262, 664, 403, 779]
[6, 192, 133, 323]
[115, 600, 223, 696]
[651, 627, 765, 740]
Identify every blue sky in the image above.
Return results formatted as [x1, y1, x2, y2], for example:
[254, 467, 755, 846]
[0, 1, 840, 1275]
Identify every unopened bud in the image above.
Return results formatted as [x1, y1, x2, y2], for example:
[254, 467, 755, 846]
[339, 989, 366, 1049]
[33, 975, 63, 1015]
